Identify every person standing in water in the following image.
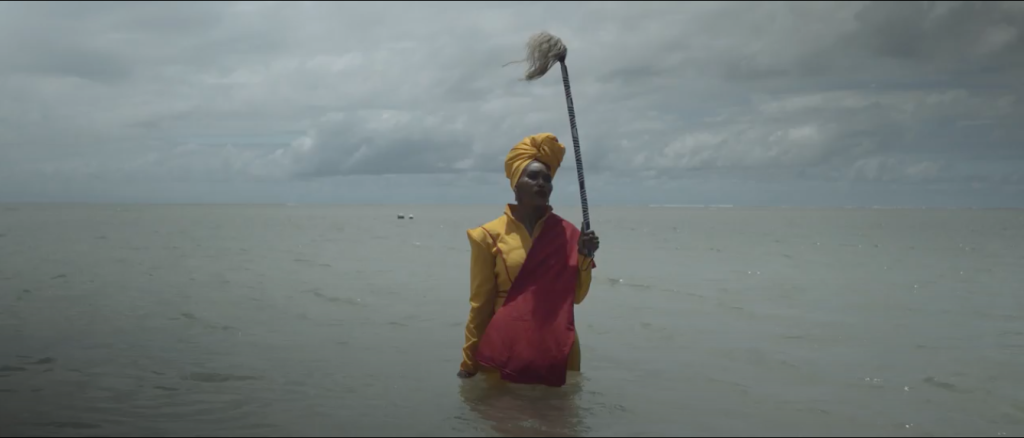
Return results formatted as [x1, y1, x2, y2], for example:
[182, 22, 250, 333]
[458, 133, 600, 387]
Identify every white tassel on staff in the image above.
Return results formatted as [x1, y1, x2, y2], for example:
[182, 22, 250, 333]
[504, 32, 568, 81]
[506, 32, 593, 255]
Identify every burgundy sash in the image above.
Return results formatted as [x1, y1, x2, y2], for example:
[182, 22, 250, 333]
[475, 213, 581, 387]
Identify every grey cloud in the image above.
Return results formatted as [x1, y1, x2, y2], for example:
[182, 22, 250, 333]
[265, 111, 476, 178]
[847, 1, 1024, 65]
[96, 111, 476, 182]
[0, 1, 1022, 205]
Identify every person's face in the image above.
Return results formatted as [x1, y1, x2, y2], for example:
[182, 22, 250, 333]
[515, 160, 553, 205]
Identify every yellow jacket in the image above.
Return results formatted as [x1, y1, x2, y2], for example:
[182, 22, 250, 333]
[461, 205, 594, 374]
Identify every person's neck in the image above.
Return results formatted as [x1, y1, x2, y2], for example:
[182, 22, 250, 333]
[511, 203, 549, 231]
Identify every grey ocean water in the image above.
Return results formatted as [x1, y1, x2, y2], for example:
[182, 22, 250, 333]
[1, 204, 1022, 437]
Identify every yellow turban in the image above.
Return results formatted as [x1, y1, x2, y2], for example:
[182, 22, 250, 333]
[504, 133, 566, 189]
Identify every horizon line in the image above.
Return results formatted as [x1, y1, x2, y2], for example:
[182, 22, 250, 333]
[2, 201, 1022, 210]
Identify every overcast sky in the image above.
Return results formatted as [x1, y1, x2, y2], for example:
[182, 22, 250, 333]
[1, 1, 1022, 207]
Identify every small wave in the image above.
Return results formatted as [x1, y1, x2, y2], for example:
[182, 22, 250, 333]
[36, 421, 102, 430]
[181, 372, 260, 384]
[922, 376, 971, 394]
[606, 277, 653, 290]
[304, 288, 364, 307]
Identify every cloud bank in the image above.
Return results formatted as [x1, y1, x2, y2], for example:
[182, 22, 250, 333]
[1, 1, 1021, 205]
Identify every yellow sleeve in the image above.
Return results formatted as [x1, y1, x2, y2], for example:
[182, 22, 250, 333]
[575, 254, 595, 305]
[461, 227, 498, 373]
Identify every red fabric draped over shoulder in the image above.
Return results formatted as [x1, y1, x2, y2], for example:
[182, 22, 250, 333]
[475, 213, 581, 387]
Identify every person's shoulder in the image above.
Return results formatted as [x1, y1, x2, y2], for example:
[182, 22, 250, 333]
[547, 213, 579, 232]
[466, 215, 508, 243]
[469, 215, 507, 234]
